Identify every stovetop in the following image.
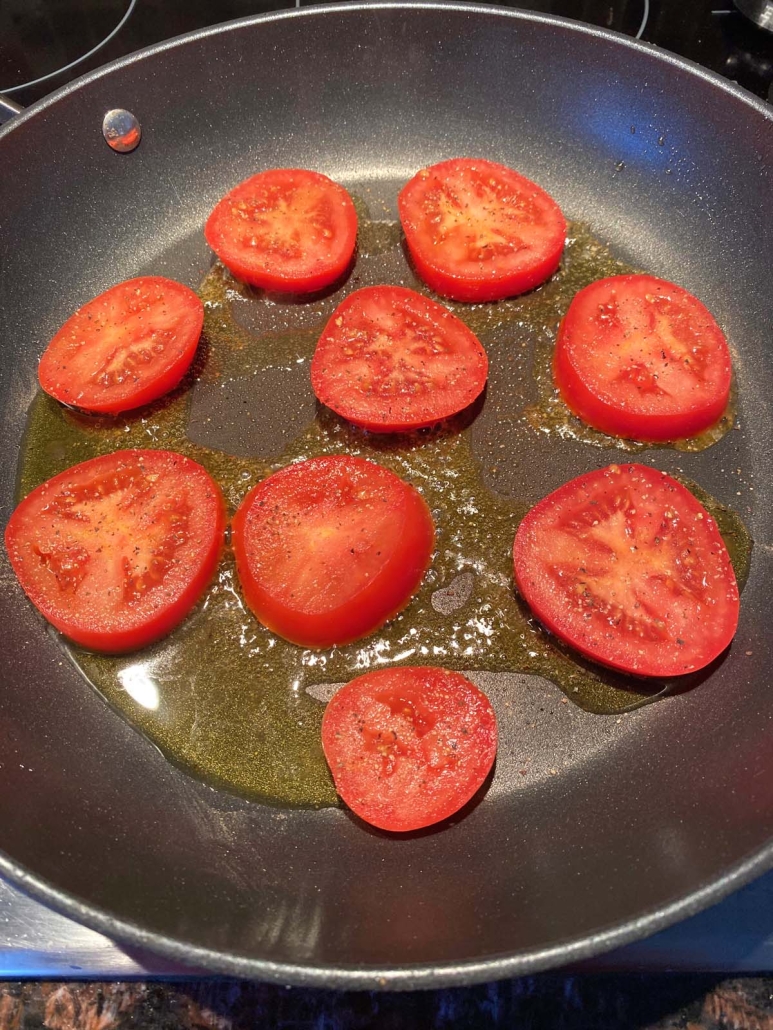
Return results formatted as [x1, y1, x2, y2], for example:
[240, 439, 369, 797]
[1, 0, 772, 981]
[1, 0, 772, 106]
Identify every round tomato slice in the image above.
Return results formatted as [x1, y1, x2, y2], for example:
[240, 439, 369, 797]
[232, 456, 434, 648]
[38, 277, 204, 415]
[322, 667, 497, 832]
[398, 157, 566, 302]
[554, 274, 732, 441]
[310, 285, 489, 432]
[5, 450, 225, 653]
[204, 168, 357, 293]
[513, 464, 740, 677]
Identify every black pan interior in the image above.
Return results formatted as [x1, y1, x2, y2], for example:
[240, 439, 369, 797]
[0, 3, 772, 988]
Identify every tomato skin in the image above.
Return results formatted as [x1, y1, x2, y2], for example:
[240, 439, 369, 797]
[5, 450, 225, 653]
[232, 456, 435, 648]
[513, 464, 740, 677]
[322, 667, 497, 832]
[310, 285, 489, 432]
[38, 277, 204, 415]
[398, 157, 566, 302]
[554, 274, 732, 441]
[204, 169, 357, 293]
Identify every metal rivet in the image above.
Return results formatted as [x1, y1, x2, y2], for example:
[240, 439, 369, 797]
[102, 108, 141, 153]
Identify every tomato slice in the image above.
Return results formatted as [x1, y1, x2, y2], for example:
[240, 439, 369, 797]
[322, 667, 497, 832]
[37, 277, 204, 415]
[204, 168, 358, 293]
[5, 450, 225, 653]
[554, 274, 733, 441]
[232, 456, 435, 648]
[310, 285, 489, 432]
[398, 157, 566, 302]
[513, 464, 740, 677]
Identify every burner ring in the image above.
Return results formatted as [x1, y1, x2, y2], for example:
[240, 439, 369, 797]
[1, 0, 137, 95]
[637, 0, 651, 38]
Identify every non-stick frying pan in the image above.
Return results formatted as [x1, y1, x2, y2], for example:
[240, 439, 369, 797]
[0, 2, 772, 989]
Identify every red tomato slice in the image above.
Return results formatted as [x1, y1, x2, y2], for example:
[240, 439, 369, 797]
[310, 285, 489, 432]
[204, 168, 357, 293]
[5, 450, 225, 653]
[232, 456, 434, 648]
[554, 274, 732, 441]
[398, 157, 566, 302]
[513, 464, 740, 677]
[322, 666, 497, 832]
[38, 277, 204, 415]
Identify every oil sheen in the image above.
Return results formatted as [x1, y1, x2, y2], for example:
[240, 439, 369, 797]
[17, 213, 751, 807]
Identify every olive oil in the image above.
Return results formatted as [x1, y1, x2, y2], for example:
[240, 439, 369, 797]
[17, 214, 751, 807]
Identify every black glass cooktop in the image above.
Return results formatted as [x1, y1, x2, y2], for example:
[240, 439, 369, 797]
[1, 0, 772, 107]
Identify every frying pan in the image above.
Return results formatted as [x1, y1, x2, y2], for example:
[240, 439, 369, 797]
[0, 2, 772, 989]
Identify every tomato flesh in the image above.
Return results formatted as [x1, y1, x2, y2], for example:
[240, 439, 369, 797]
[554, 274, 732, 441]
[322, 667, 497, 832]
[513, 464, 739, 677]
[204, 168, 357, 293]
[398, 157, 566, 302]
[310, 285, 488, 432]
[38, 277, 204, 415]
[232, 456, 435, 648]
[5, 450, 225, 652]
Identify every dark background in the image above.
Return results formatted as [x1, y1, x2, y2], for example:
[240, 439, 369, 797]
[1, 0, 772, 105]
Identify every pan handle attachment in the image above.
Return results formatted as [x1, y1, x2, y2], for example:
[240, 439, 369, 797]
[0, 93, 24, 126]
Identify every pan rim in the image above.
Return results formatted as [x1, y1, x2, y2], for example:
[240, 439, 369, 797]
[1, 0, 771, 141]
[1, 0, 773, 989]
[3, 841, 773, 987]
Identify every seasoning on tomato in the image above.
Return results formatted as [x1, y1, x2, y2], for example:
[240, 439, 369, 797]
[5, 450, 225, 653]
[554, 274, 733, 441]
[37, 277, 204, 415]
[322, 666, 497, 832]
[310, 285, 489, 432]
[513, 463, 740, 677]
[204, 168, 357, 293]
[398, 157, 566, 303]
[232, 455, 434, 648]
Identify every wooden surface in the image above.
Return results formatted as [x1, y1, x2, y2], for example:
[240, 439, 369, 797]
[2, 978, 773, 1029]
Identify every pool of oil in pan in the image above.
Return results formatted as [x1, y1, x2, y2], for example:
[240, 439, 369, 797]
[17, 209, 751, 807]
